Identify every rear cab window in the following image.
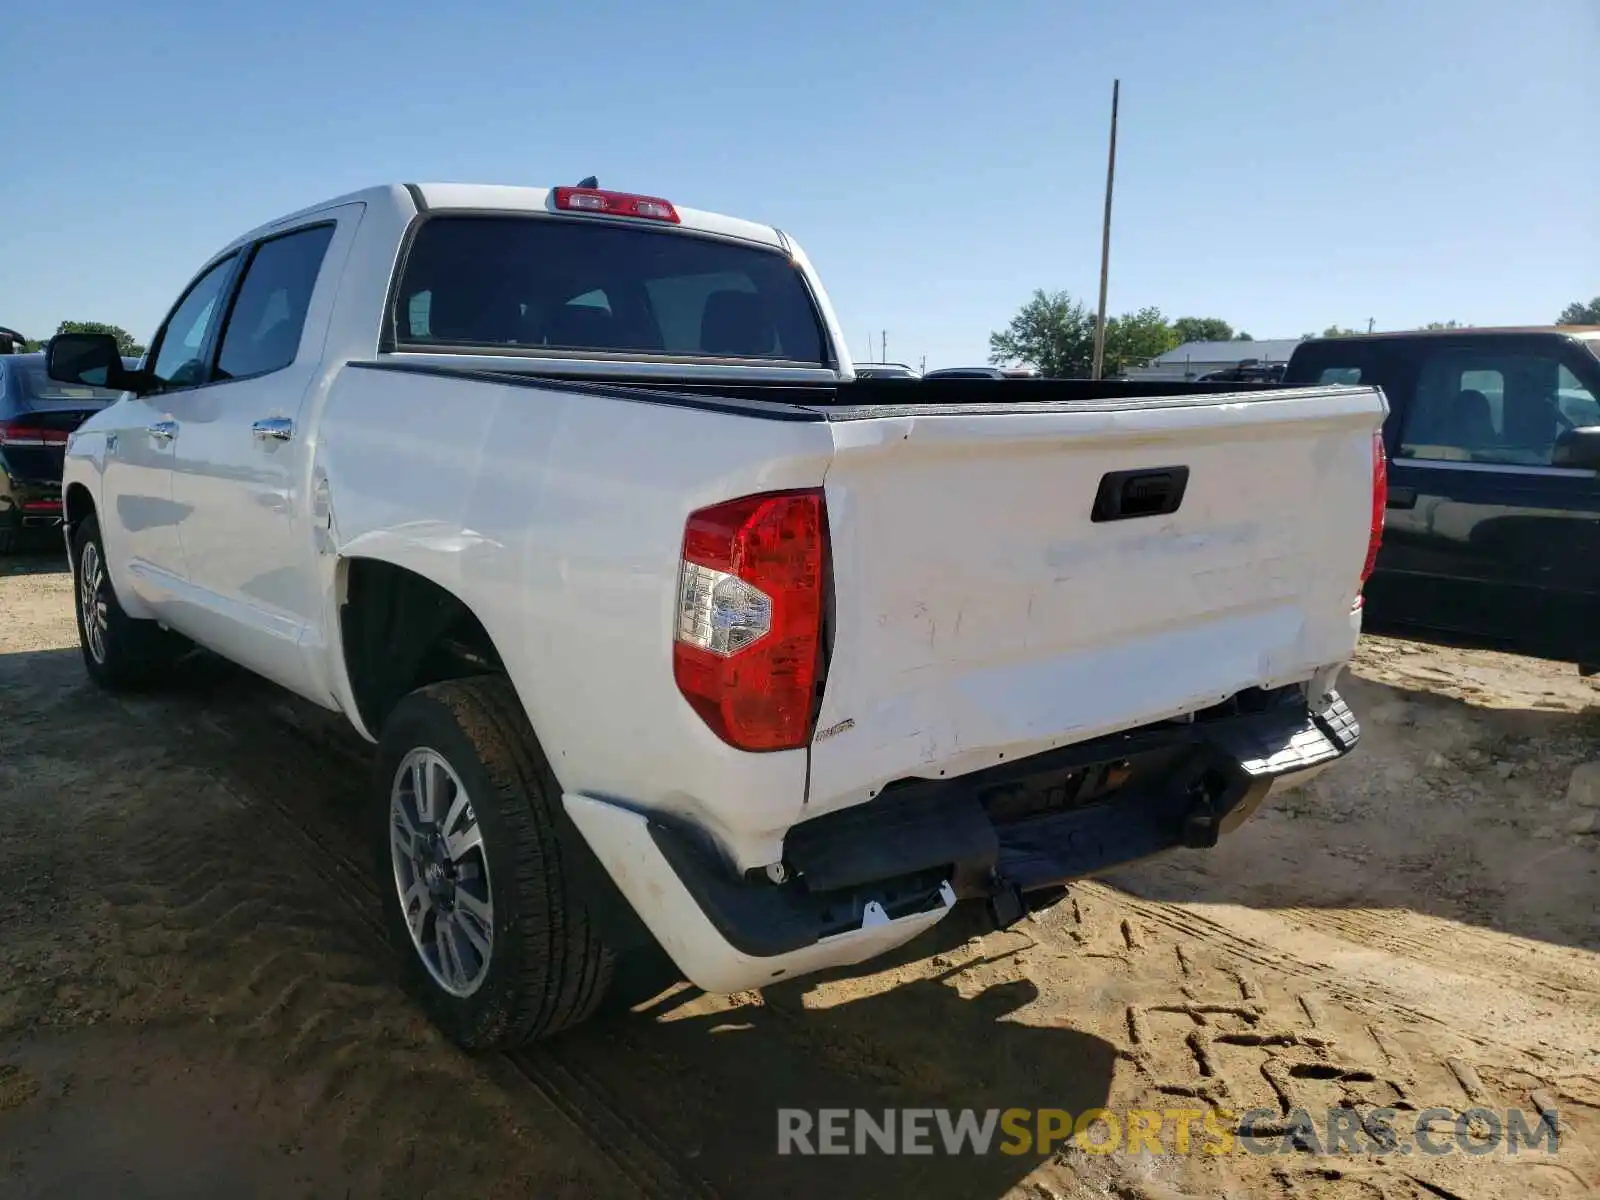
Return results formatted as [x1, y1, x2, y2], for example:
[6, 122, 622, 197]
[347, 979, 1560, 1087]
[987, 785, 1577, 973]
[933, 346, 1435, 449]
[1316, 366, 1364, 385]
[13, 364, 126, 404]
[390, 215, 827, 365]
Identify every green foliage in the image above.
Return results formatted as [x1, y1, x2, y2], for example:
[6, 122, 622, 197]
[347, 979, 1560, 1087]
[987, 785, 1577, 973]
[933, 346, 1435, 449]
[1171, 317, 1233, 344]
[56, 320, 145, 357]
[988, 293, 1183, 377]
[988, 290, 1097, 377]
[1557, 297, 1600, 325]
[1101, 306, 1177, 376]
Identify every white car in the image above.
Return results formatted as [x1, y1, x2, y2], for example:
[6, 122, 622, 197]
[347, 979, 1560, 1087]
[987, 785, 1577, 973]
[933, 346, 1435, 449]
[51, 181, 1386, 1049]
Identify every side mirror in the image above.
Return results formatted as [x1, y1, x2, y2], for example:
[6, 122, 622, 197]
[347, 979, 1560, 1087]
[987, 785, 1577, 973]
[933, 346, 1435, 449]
[47, 332, 135, 391]
[1552, 425, 1600, 471]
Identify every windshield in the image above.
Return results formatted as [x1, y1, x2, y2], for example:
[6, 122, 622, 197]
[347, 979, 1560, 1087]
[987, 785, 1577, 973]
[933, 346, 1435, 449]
[391, 215, 828, 366]
[15, 363, 127, 403]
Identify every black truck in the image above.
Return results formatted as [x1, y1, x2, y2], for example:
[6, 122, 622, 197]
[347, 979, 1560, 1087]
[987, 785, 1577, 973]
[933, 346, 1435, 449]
[1285, 326, 1600, 671]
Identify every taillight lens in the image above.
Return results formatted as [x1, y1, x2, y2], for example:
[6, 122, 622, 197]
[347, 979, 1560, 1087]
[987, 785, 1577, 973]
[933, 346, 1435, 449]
[0, 421, 69, 447]
[553, 187, 681, 224]
[673, 489, 827, 752]
[1360, 429, 1388, 591]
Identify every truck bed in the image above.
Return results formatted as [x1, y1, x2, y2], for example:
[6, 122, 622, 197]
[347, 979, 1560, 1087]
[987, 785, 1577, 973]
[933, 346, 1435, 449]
[342, 359, 1384, 821]
[350, 358, 1348, 419]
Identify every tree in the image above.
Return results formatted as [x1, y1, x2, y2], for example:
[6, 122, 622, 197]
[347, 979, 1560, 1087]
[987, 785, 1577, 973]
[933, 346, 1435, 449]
[1420, 320, 1468, 330]
[988, 290, 1096, 377]
[1171, 317, 1234, 344]
[1234, 331, 1254, 341]
[56, 320, 145, 357]
[1557, 297, 1600, 325]
[1101, 306, 1178, 375]
[1321, 325, 1362, 338]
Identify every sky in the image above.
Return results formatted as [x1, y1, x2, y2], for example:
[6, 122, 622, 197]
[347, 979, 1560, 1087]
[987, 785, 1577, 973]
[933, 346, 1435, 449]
[2, 0, 1596, 369]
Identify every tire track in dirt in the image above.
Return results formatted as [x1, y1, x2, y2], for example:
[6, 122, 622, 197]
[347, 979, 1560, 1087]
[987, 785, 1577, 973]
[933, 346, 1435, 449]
[9, 589, 1592, 1199]
[1094, 884, 1586, 1063]
[126, 668, 1152, 1200]
[240, 680, 1597, 1199]
[1275, 906, 1600, 1006]
[1026, 887, 1597, 1199]
[109, 673, 722, 1200]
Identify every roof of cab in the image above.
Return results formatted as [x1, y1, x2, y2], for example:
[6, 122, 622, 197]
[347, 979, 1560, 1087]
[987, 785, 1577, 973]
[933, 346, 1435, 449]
[1303, 325, 1600, 344]
[413, 183, 786, 249]
[230, 182, 786, 253]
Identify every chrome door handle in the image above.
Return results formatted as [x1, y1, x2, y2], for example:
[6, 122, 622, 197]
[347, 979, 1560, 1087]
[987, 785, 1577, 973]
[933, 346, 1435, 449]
[252, 417, 294, 443]
[147, 420, 177, 443]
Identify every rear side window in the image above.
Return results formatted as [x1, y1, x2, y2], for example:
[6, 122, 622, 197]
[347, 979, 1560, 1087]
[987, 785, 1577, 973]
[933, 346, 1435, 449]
[217, 224, 336, 380]
[391, 215, 826, 365]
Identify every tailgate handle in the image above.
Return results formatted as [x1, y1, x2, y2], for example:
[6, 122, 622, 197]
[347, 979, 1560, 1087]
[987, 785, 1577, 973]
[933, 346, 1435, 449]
[1091, 466, 1190, 522]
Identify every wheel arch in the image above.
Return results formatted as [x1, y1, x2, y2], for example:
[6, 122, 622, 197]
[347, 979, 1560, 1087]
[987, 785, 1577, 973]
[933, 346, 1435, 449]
[63, 480, 96, 538]
[336, 554, 509, 741]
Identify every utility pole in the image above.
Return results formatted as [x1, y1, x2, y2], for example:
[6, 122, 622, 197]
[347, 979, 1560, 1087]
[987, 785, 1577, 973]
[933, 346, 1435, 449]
[1367, 317, 1375, 334]
[881, 330, 888, 364]
[1091, 78, 1120, 381]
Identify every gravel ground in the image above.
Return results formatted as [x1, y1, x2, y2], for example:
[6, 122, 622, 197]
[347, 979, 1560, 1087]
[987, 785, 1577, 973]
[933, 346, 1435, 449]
[0, 547, 1595, 1200]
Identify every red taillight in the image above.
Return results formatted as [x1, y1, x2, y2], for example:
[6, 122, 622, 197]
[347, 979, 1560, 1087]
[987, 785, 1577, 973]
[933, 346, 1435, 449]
[22, 500, 61, 512]
[1361, 429, 1388, 589]
[0, 421, 69, 447]
[673, 489, 828, 752]
[553, 186, 681, 224]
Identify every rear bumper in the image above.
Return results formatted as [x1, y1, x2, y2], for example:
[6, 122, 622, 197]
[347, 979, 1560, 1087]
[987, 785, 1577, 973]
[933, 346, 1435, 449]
[0, 467, 65, 534]
[566, 687, 1358, 995]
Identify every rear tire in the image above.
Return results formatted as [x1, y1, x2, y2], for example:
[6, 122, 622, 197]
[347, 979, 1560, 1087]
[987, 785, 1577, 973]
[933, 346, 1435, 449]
[373, 676, 615, 1050]
[70, 514, 187, 690]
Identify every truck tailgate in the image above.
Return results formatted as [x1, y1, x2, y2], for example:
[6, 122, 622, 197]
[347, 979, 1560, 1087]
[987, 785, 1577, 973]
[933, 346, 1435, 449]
[807, 386, 1385, 814]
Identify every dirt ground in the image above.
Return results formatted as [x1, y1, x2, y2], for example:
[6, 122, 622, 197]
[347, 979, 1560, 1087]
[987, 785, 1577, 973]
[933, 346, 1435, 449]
[1, 548, 1596, 1200]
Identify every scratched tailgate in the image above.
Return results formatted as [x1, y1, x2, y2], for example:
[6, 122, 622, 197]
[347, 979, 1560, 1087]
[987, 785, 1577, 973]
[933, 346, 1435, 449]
[805, 385, 1385, 814]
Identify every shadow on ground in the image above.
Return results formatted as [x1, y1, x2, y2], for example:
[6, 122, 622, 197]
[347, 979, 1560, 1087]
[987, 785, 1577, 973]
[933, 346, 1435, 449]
[0, 643, 1116, 1199]
[0, 547, 68, 577]
[1105, 673, 1600, 953]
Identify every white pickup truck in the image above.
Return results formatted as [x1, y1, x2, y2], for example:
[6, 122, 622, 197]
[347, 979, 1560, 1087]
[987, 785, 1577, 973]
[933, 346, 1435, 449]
[50, 181, 1386, 1050]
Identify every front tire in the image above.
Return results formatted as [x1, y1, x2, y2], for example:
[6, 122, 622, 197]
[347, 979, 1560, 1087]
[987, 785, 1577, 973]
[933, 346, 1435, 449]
[373, 676, 615, 1050]
[71, 514, 186, 690]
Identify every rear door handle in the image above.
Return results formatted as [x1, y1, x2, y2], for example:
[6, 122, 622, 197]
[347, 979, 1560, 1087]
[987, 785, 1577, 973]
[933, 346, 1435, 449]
[1387, 486, 1417, 510]
[146, 420, 177, 444]
[252, 417, 294, 443]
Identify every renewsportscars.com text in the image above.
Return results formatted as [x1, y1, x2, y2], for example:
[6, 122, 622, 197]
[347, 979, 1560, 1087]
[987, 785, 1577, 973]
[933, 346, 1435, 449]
[776, 1106, 1562, 1158]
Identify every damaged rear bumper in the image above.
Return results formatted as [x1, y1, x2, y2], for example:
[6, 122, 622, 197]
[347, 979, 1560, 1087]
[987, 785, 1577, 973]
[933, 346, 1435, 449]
[565, 687, 1358, 994]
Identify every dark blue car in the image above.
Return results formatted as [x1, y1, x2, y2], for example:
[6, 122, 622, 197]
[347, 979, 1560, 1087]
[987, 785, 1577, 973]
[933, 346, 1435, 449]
[0, 352, 135, 552]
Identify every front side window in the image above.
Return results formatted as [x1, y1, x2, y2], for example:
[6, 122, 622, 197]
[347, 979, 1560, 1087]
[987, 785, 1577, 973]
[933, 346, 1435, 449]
[148, 255, 238, 391]
[1557, 364, 1600, 428]
[391, 215, 826, 364]
[216, 225, 336, 380]
[1399, 349, 1597, 466]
